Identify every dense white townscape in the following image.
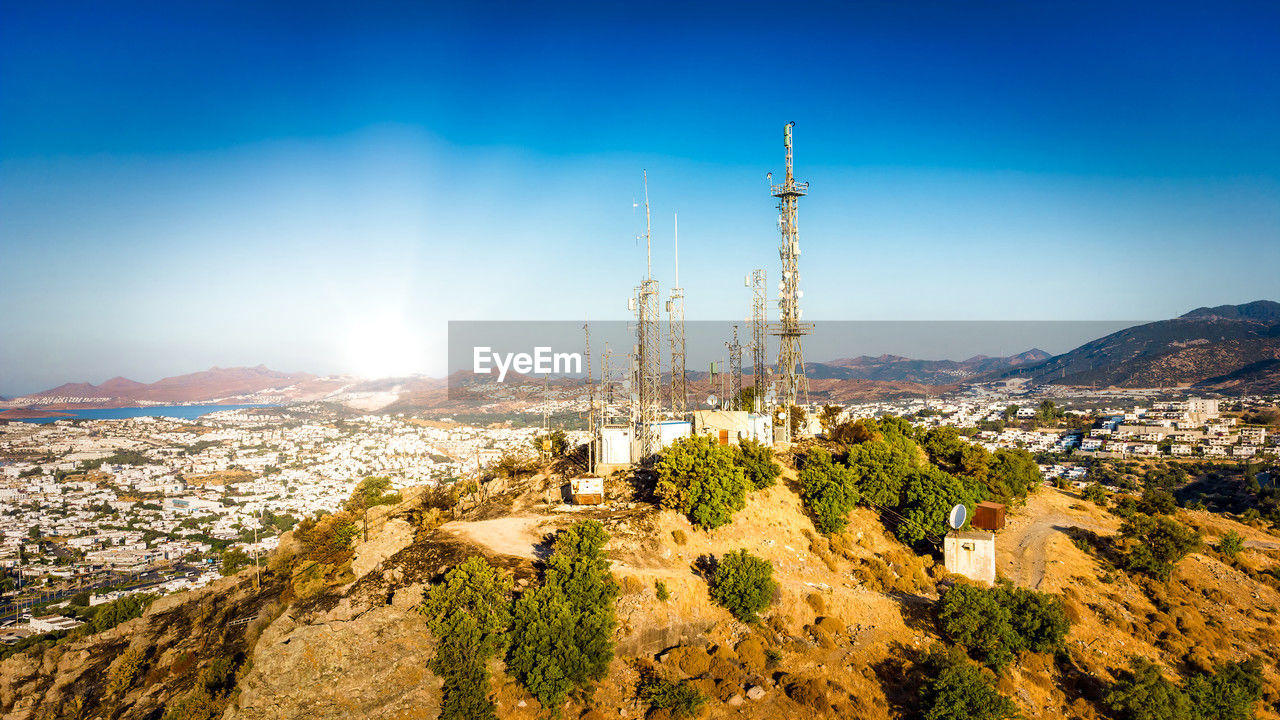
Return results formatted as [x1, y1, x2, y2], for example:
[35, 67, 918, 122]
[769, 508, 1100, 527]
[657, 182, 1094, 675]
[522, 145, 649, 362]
[0, 406, 573, 642]
[1, 385, 1275, 647]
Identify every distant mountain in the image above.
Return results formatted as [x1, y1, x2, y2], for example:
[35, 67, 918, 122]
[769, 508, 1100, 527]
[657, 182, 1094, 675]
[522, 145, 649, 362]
[807, 349, 1051, 385]
[994, 301, 1280, 391]
[1181, 300, 1280, 323]
[12, 366, 351, 407]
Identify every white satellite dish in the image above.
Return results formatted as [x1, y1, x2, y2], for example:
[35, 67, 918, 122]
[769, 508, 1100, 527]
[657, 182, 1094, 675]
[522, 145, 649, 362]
[947, 504, 967, 531]
[706, 394, 718, 408]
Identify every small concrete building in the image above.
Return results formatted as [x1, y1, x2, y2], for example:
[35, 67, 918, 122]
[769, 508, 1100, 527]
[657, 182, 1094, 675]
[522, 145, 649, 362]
[599, 426, 632, 465]
[690, 410, 773, 446]
[944, 531, 996, 585]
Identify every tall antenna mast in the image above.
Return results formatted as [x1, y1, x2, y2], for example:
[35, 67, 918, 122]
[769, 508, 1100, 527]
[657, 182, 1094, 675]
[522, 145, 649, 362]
[668, 213, 687, 413]
[770, 121, 812, 442]
[749, 269, 768, 412]
[635, 171, 662, 459]
[728, 325, 743, 410]
[584, 320, 595, 472]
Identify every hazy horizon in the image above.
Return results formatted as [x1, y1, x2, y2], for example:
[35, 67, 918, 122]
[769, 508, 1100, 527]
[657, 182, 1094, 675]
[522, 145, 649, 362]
[4, 2, 1278, 395]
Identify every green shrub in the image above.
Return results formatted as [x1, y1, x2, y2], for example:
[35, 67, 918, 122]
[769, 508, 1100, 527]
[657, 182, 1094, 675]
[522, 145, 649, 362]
[936, 581, 1069, 671]
[1119, 513, 1201, 579]
[89, 593, 157, 634]
[918, 645, 1018, 720]
[507, 520, 618, 709]
[898, 466, 984, 546]
[420, 556, 513, 720]
[708, 549, 776, 623]
[1104, 657, 1193, 720]
[638, 675, 707, 718]
[799, 447, 860, 535]
[1217, 530, 1244, 559]
[655, 436, 749, 530]
[1083, 483, 1108, 505]
[655, 580, 670, 602]
[734, 438, 781, 490]
[220, 549, 251, 576]
[1186, 658, 1264, 720]
[936, 583, 1018, 671]
[107, 647, 146, 695]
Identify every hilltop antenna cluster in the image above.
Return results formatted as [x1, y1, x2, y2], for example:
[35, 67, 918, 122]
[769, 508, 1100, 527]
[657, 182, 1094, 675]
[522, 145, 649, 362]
[770, 121, 812, 442]
[634, 171, 663, 458]
[667, 213, 687, 413]
[748, 269, 768, 412]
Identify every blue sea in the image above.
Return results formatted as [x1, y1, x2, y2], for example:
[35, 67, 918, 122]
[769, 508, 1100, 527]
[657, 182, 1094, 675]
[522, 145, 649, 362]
[11, 404, 278, 424]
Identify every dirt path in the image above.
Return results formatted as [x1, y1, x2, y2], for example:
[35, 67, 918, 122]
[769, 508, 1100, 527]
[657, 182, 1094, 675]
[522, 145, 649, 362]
[438, 515, 552, 560]
[997, 490, 1116, 590]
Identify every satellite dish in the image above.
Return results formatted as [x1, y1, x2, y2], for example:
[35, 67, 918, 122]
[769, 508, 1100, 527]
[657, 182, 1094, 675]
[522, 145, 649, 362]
[947, 504, 967, 531]
[706, 395, 718, 408]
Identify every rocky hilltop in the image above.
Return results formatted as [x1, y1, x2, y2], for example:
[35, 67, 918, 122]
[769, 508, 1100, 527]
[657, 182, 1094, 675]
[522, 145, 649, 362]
[3, 441, 1279, 720]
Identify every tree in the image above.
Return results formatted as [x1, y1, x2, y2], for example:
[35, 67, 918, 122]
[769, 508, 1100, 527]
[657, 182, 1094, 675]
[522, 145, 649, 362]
[734, 439, 781, 490]
[1119, 513, 1201, 579]
[985, 449, 1040, 503]
[1104, 657, 1194, 720]
[846, 441, 913, 507]
[1139, 487, 1177, 515]
[1186, 658, 1264, 720]
[917, 646, 1018, 720]
[1035, 400, 1062, 425]
[1005, 583, 1069, 654]
[1083, 483, 1108, 505]
[898, 466, 984, 546]
[789, 405, 805, 437]
[419, 557, 512, 720]
[507, 521, 618, 710]
[817, 405, 843, 434]
[829, 418, 884, 446]
[220, 549, 251, 576]
[532, 430, 569, 459]
[1217, 530, 1244, 559]
[935, 583, 1018, 671]
[799, 448, 860, 534]
[655, 436, 749, 530]
[936, 581, 1069, 671]
[708, 549, 776, 623]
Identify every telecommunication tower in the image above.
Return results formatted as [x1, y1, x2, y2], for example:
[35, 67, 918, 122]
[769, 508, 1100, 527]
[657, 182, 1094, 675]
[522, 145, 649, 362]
[667, 213, 687, 413]
[748, 269, 768, 412]
[769, 122, 812, 442]
[727, 325, 743, 410]
[583, 321, 595, 471]
[635, 172, 662, 458]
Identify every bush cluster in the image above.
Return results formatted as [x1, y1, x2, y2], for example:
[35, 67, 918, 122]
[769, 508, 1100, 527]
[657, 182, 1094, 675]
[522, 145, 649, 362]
[917, 645, 1018, 720]
[708, 549, 777, 623]
[507, 520, 618, 709]
[419, 557, 512, 720]
[1105, 657, 1263, 720]
[936, 580, 1070, 671]
[805, 417, 1004, 546]
[1118, 513, 1201, 579]
[655, 436, 749, 530]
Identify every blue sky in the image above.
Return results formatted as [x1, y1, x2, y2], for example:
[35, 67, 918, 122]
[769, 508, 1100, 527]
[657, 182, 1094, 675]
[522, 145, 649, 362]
[2, 1, 1279, 393]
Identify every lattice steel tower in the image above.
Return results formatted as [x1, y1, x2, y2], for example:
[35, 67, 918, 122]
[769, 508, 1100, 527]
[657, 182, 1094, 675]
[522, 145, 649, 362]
[727, 325, 743, 410]
[635, 172, 662, 459]
[770, 122, 812, 442]
[667, 213, 687, 413]
[749, 269, 768, 412]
